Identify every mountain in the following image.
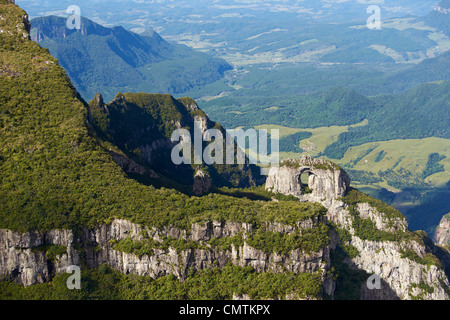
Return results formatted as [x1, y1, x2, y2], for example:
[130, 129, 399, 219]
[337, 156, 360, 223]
[382, 50, 450, 93]
[324, 80, 450, 159]
[88, 92, 262, 190]
[0, 1, 449, 301]
[30, 15, 232, 101]
[422, 0, 450, 36]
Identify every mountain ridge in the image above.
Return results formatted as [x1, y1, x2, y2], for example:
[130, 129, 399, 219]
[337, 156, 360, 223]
[30, 15, 233, 101]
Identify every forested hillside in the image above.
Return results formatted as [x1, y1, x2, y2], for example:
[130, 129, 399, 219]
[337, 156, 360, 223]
[31, 15, 232, 101]
[324, 81, 450, 159]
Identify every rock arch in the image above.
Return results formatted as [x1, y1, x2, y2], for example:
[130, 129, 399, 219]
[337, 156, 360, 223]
[265, 156, 350, 202]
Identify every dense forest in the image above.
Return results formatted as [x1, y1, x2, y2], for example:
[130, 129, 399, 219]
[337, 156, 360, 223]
[31, 16, 232, 101]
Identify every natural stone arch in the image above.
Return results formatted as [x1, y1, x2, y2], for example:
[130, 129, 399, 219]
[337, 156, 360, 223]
[265, 156, 350, 202]
[298, 167, 314, 194]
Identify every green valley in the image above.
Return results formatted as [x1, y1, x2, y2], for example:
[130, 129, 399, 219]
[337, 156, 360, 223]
[30, 15, 232, 102]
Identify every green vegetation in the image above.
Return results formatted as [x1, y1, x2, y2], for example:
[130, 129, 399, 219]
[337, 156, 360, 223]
[331, 224, 360, 259]
[340, 189, 426, 243]
[201, 86, 375, 130]
[379, 168, 429, 190]
[324, 81, 450, 160]
[374, 150, 387, 164]
[341, 188, 405, 221]
[207, 234, 245, 252]
[345, 169, 383, 185]
[409, 281, 435, 300]
[246, 223, 330, 255]
[346, 146, 379, 168]
[399, 249, 442, 268]
[0, 264, 323, 300]
[31, 15, 232, 102]
[30, 244, 67, 262]
[329, 246, 368, 300]
[281, 158, 341, 171]
[422, 153, 446, 179]
[351, 215, 400, 242]
[211, 185, 299, 202]
[112, 222, 330, 257]
[0, 1, 325, 235]
[89, 91, 262, 189]
[279, 131, 312, 153]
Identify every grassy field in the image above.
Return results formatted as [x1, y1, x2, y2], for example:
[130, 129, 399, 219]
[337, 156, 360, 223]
[245, 122, 449, 190]
[236, 122, 450, 235]
[254, 120, 368, 158]
[339, 138, 450, 187]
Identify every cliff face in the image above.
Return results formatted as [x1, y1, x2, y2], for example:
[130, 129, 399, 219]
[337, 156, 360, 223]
[89, 92, 262, 190]
[266, 156, 350, 206]
[266, 156, 450, 300]
[2, 156, 449, 299]
[0, 218, 335, 298]
[434, 213, 450, 247]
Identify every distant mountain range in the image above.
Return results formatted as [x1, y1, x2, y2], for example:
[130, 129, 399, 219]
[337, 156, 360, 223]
[31, 15, 232, 101]
[422, 0, 450, 36]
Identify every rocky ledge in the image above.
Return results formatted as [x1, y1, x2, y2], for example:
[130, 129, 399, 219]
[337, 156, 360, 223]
[0, 217, 335, 297]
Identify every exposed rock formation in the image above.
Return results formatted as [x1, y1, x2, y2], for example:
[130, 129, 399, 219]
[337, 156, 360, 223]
[1, 154, 449, 299]
[434, 213, 450, 246]
[0, 218, 334, 297]
[0, 229, 80, 286]
[266, 156, 350, 206]
[265, 157, 450, 300]
[0, 2, 448, 299]
[193, 169, 212, 196]
[88, 92, 260, 189]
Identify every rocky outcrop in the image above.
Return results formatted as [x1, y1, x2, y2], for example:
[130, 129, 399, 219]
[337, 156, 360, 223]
[0, 229, 79, 287]
[193, 169, 212, 196]
[266, 156, 350, 206]
[1, 154, 449, 299]
[87, 92, 260, 190]
[325, 200, 450, 300]
[434, 213, 450, 246]
[265, 157, 450, 300]
[350, 236, 449, 300]
[0, 218, 334, 297]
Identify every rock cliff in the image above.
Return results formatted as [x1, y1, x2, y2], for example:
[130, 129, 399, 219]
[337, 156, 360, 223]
[266, 156, 449, 300]
[0, 218, 334, 298]
[434, 213, 450, 247]
[88, 92, 261, 189]
[266, 156, 351, 206]
[2, 155, 449, 299]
